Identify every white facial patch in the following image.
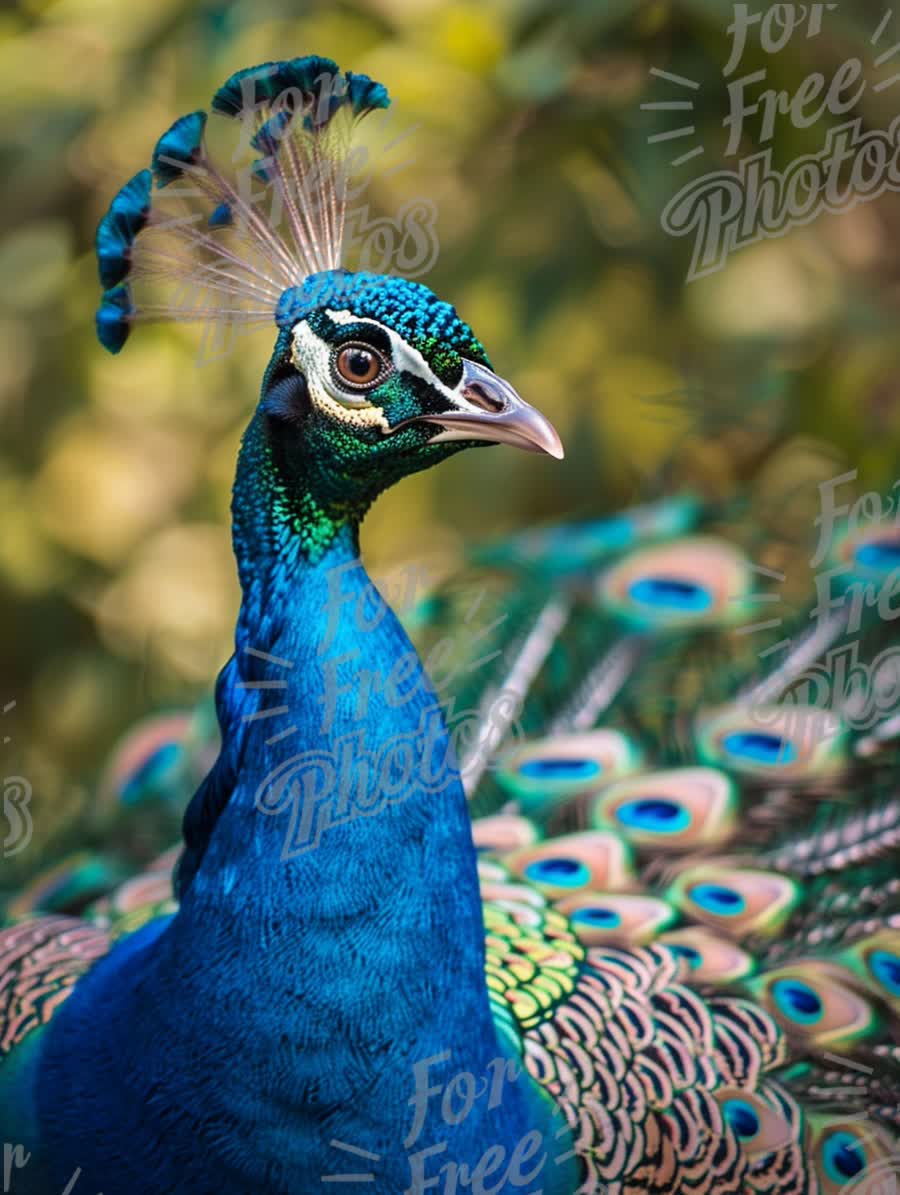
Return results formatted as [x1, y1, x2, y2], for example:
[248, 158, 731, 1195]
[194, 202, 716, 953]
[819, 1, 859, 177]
[290, 321, 392, 433]
[290, 310, 486, 437]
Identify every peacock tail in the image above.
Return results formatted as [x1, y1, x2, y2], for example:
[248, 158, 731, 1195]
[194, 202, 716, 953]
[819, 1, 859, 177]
[469, 497, 900, 1191]
[5, 497, 900, 1192]
[2, 52, 900, 1195]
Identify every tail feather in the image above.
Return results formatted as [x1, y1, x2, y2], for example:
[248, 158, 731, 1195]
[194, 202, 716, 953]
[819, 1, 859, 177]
[7, 489, 900, 1188]
[765, 798, 900, 877]
[467, 493, 899, 1181]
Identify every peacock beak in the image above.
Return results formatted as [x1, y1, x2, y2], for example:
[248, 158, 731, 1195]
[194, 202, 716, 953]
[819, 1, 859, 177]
[413, 359, 565, 459]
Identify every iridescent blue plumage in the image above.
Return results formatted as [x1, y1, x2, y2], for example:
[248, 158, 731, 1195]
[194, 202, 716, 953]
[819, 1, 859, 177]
[3, 52, 899, 1195]
[210, 55, 344, 117]
[95, 169, 151, 288]
[26, 526, 573, 1193]
[275, 270, 490, 364]
[151, 110, 207, 186]
[95, 283, 134, 354]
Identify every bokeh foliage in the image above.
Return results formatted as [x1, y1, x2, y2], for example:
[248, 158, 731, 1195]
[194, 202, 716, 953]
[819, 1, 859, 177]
[2, 0, 900, 867]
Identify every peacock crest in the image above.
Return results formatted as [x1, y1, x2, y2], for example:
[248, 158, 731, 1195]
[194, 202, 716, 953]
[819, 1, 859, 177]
[95, 57, 432, 358]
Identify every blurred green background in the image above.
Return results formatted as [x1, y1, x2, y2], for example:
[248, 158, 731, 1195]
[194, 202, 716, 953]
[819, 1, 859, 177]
[2, 0, 900, 869]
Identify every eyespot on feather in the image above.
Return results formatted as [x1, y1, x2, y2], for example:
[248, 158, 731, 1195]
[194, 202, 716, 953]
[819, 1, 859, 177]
[748, 963, 878, 1047]
[472, 814, 540, 856]
[4, 853, 126, 920]
[829, 522, 900, 588]
[99, 711, 193, 812]
[657, 927, 756, 984]
[666, 865, 800, 939]
[590, 767, 737, 851]
[598, 536, 752, 631]
[695, 703, 849, 782]
[838, 930, 900, 1008]
[471, 496, 701, 574]
[713, 1087, 798, 1161]
[556, 892, 676, 946]
[503, 831, 634, 898]
[495, 730, 643, 814]
[809, 1118, 897, 1194]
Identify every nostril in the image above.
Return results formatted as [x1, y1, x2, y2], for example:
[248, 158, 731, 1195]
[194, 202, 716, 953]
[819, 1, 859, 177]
[462, 382, 505, 413]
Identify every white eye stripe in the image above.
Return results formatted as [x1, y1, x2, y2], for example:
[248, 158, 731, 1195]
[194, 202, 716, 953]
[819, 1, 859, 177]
[289, 311, 464, 433]
[324, 310, 456, 401]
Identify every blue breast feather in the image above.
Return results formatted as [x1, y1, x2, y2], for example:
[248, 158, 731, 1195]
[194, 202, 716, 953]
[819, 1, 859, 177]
[24, 534, 572, 1194]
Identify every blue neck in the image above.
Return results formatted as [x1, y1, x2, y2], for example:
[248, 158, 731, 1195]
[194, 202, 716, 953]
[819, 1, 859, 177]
[181, 414, 501, 1050]
[161, 423, 548, 1181]
[33, 413, 575, 1193]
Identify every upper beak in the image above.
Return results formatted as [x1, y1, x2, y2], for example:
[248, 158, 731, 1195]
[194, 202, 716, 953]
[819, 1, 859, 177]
[405, 359, 564, 460]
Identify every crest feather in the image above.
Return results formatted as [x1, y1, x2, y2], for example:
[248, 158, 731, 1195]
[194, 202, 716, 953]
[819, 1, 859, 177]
[93, 56, 392, 354]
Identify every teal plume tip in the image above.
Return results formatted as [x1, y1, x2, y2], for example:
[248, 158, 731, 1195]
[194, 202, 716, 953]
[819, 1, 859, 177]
[345, 72, 391, 116]
[95, 285, 134, 354]
[95, 169, 152, 290]
[211, 55, 343, 118]
[211, 57, 390, 123]
[152, 111, 208, 188]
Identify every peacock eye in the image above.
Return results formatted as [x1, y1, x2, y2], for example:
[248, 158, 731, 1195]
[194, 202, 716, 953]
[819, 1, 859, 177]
[332, 343, 391, 391]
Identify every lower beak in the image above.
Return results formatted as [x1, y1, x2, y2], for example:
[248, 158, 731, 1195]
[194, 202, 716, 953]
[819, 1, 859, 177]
[410, 359, 564, 460]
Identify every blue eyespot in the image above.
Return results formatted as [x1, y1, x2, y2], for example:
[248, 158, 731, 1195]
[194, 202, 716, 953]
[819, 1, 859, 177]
[721, 731, 797, 766]
[822, 1132, 866, 1183]
[772, 978, 823, 1024]
[628, 576, 712, 613]
[571, 906, 622, 928]
[868, 949, 900, 996]
[855, 539, 900, 571]
[518, 758, 601, 781]
[668, 944, 702, 969]
[616, 798, 690, 834]
[722, 1099, 760, 1141]
[524, 857, 591, 888]
[690, 883, 746, 916]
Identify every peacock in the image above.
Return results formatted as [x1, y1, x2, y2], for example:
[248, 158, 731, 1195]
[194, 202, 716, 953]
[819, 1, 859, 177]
[2, 55, 899, 1195]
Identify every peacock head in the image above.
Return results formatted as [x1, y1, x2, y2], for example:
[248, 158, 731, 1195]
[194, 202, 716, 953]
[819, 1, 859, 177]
[259, 270, 561, 491]
[94, 56, 562, 521]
